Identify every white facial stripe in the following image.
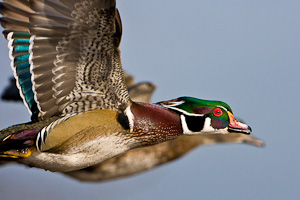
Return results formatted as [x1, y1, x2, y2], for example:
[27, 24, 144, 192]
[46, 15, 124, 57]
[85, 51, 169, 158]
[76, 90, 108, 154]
[124, 106, 134, 133]
[216, 105, 228, 111]
[162, 104, 204, 116]
[167, 100, 185, 106]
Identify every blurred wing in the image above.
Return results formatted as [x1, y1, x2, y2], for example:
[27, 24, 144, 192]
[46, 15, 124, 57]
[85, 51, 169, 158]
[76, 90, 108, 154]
[0, 0, 129, 120]
[1, 77, 23, 101]
[128, 82, 156, 103]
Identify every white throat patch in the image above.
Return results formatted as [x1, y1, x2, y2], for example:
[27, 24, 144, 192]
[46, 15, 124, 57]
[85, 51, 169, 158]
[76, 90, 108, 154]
[202, 118, 215, 132]
[202, 117, 228, 134]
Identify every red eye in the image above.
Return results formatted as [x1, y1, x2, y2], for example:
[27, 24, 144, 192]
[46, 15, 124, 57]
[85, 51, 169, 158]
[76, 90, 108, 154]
[213, 108, 223, 117]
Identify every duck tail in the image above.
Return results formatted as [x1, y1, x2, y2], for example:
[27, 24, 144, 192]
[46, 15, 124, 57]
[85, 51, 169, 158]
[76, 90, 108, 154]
[0, 124, 38, 158]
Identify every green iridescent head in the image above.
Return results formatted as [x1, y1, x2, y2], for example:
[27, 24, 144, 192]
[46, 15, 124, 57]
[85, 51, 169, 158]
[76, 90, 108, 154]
[156, 97, 251, 135]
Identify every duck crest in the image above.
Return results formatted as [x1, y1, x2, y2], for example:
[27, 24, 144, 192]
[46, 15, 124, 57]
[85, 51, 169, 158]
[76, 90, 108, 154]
[122, 102, 183, 145]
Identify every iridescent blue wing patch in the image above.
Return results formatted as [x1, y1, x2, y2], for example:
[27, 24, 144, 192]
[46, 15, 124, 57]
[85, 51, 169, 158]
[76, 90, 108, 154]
[7, 31, 39, 120]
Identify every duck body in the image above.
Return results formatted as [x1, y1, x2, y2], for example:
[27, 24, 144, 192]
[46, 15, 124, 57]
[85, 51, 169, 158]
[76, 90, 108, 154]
[1, 102, 183, 172]
[0, 98, 250, 172]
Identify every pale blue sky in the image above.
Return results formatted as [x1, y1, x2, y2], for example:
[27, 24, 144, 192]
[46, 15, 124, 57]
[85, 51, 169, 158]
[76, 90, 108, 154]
[0, 0, 299, 199]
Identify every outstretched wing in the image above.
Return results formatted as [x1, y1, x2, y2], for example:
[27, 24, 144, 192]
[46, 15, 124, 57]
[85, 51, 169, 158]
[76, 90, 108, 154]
[0, 0, 129, 120]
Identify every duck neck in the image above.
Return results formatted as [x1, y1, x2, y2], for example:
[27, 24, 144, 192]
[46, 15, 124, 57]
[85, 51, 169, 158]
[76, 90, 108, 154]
[122, 102, 183, 146]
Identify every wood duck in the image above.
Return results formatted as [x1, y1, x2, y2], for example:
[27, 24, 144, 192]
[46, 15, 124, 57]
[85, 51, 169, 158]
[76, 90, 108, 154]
[0, 0, 253, 172]
[64, 80, 263, 182]
[0, 72, 263, 181]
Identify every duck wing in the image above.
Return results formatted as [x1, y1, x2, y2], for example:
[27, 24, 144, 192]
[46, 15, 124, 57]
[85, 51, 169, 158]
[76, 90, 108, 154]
[0, 0, 129, 120]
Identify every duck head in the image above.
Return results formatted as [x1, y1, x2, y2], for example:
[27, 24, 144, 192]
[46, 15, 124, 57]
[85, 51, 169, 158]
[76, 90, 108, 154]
[156, 97, 251, 135]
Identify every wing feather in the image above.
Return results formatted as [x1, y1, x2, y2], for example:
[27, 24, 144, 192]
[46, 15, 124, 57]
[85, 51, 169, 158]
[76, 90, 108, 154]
[1, 0, 129, 120]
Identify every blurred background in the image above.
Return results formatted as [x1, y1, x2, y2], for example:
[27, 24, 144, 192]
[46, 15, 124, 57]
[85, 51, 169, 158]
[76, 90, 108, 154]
[0, 0, 299, 199]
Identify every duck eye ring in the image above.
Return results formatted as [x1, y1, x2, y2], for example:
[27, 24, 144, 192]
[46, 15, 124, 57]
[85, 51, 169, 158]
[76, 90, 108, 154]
[213, 108, 223, 117]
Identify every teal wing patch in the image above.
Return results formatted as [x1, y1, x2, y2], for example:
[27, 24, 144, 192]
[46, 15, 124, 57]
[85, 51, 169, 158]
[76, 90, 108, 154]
[7, 31, 39, 120]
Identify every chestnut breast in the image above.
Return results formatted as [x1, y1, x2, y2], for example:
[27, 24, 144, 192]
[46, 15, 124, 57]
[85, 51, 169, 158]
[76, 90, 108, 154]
[130, 102, 183, 145]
